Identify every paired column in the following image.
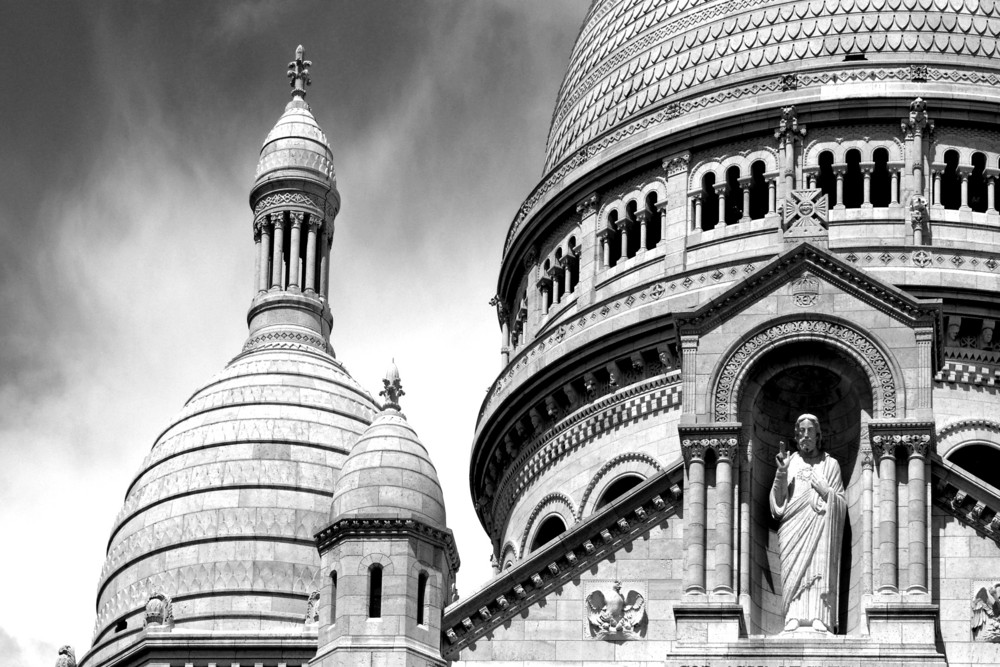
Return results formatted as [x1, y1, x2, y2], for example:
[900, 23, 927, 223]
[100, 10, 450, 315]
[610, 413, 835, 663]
[739, 178, 752, 223]
[959, 167, 972, 210]
[907, 439, 929, 592]
[715, 185, 726, 225]
[874, 438, 898, 592]
[683, 440, 707, 594]
[861, 163, 874, 207]
[714, 441, 735, 593]
[692, 194, 703, 231]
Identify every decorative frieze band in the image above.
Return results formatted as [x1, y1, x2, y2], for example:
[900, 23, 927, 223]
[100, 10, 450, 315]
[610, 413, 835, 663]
[678, 423, 742, 465]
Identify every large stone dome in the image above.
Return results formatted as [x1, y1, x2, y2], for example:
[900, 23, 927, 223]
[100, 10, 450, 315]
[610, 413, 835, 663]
[544, 0, 1000, 172]
[88, 347, 378, 664]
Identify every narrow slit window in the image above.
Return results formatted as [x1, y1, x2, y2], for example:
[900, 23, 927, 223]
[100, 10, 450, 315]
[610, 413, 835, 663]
[417, 572, 428, 625]
[369, 565, 383, 618]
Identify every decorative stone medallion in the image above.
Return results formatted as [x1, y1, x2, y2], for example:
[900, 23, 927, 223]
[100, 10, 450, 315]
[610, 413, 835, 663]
[782, 189, 829, 239]
[584, 580, 647, 640]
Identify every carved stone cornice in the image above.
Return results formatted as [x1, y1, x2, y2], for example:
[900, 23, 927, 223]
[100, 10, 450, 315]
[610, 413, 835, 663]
[442, 465, 683, 658]
[315, 516, 460, 572]
[868, 420, 935, 459]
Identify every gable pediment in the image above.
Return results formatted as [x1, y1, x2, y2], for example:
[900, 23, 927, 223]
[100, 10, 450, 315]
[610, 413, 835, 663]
[676, 242, 942, 339]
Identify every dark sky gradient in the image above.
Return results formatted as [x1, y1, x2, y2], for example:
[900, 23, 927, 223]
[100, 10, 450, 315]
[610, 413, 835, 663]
[0, 3, 588, 663]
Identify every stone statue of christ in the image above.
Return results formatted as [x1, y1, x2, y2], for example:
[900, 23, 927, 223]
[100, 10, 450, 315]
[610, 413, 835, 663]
[769, 414, 846, 634]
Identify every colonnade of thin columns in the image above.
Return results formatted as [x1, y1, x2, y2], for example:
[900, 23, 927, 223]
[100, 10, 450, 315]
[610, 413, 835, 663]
[689, 179, 778, 231]
[681, 437, 737, 595]
[254, 210, 328, 296]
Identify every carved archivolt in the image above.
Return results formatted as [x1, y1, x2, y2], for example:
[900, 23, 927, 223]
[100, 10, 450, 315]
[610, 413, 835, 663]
[713, 319, 899, 422]
[577, 453, 662, 520]
[519, 493, 575, 558]
[499, 541, 517, 570]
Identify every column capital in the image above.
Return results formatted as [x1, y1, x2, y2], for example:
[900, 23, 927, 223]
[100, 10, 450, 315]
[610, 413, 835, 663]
[832, 163, 848, 176]
[289, 211, 305, 227]
[738, 177, 753, 190]
[678, 423, 742, 464]
[663, 153, 691, 176]
[958, 165, 974, 179]
[575, 193, 599, 217]
[634, 208, 650, 224]
[713, 184, 727, 196]
[869, 420, 935, 459]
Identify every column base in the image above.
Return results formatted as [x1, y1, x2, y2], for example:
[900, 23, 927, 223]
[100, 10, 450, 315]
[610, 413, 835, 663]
[865, 597, 938, 645]
[673, 599, 745, 642]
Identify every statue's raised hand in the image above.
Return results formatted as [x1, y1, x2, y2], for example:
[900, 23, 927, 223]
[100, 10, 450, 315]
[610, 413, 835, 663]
[775, 450, 790, 473]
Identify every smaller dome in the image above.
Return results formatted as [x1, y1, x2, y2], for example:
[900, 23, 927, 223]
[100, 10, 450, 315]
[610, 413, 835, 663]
[331, 407, 447, 528]
[253, 98, 336, 192]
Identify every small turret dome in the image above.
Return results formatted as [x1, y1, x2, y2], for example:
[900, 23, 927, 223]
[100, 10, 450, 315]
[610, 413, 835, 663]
[250, 45, 339, 214]
[253, 99, 336, 193]
[330, 369, 446, 527]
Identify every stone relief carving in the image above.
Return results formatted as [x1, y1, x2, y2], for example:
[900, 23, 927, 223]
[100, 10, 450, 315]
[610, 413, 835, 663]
[144, 591, 173, 628]
[769, 415, 846, 634]
[791, 273, 820, 308]
[783, 189, 829, 239]
[973, 582, 1000, 642]
[55, 646, 76, 667]
[305, 590, 320, 625]
[585, 580, 646, 640]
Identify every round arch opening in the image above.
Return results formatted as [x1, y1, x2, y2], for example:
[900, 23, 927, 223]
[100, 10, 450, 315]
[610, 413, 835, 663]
[530, 515, 567, 553]
[737, 340, 874, 637]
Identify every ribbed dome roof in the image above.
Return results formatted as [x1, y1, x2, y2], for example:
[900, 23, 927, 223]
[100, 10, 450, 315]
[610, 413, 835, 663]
[330, 407, 447, 528]
[253, 98, 337, 193]
[88, 347, 378, 664]
[544, 0, 1000, 171]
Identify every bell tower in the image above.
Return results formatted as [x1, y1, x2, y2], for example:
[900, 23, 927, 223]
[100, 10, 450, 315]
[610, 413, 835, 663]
[246, 45, 340, 356]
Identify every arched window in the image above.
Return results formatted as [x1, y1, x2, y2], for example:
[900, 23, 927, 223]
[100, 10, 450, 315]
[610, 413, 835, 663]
[625, 200, 640, 258]
[416, 571, 428, 625]
[368, 564, 383, 618]
[750, 160, 768, 220]
[871, 148, 891, 207]
[725, 166, 742, 225]
[942, 150, 961, 210]
[645, 192, 661, 248]
[567, 236, 579, 292]
[701, 173, 719, 230]
[818, 151, 837, 206]
[949, 444, 1000, 489]
[530, 515, 567, 552]
[595, 474, 644, 510]
[843, 149, 863, 208]
[607, 210, 621, 267]
[971, 152, 988, 213]
[331, 571, 338, 622]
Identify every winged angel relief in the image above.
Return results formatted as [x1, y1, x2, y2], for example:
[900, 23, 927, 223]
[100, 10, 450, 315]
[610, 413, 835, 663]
[586, 581, 646, 640]
[972, 583, 1000, 642]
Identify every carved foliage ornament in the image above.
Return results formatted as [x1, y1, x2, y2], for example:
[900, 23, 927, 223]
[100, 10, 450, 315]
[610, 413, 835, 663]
[681, 437, 738, 463]
[144, 591, 173, 628]
[871, 432, 932, 459]
[714, 320, 897, 422]
[585, 580, 646, 641]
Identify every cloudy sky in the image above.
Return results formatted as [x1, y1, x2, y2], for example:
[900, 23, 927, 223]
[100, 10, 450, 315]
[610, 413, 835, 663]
[0, 2, 588, 664]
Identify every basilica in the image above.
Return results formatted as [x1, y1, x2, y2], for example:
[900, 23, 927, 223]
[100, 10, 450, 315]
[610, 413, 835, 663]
[62, 1, 1000, 666]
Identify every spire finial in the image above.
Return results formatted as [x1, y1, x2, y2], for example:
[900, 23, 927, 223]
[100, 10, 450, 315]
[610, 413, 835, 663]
[380, 359, 405, 410]
[287, 45, 312, 99]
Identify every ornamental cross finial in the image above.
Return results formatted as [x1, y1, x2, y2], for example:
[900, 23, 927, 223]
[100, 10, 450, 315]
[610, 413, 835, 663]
[287, 45, 312, 99]
[380, 359, 405, 410]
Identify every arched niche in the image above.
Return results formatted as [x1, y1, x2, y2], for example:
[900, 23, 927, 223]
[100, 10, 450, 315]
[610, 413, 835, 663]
[737, 340, 875, 637]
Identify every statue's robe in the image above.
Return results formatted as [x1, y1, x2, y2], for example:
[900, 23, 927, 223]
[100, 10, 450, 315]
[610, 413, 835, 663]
[769, 451, 846, 631]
